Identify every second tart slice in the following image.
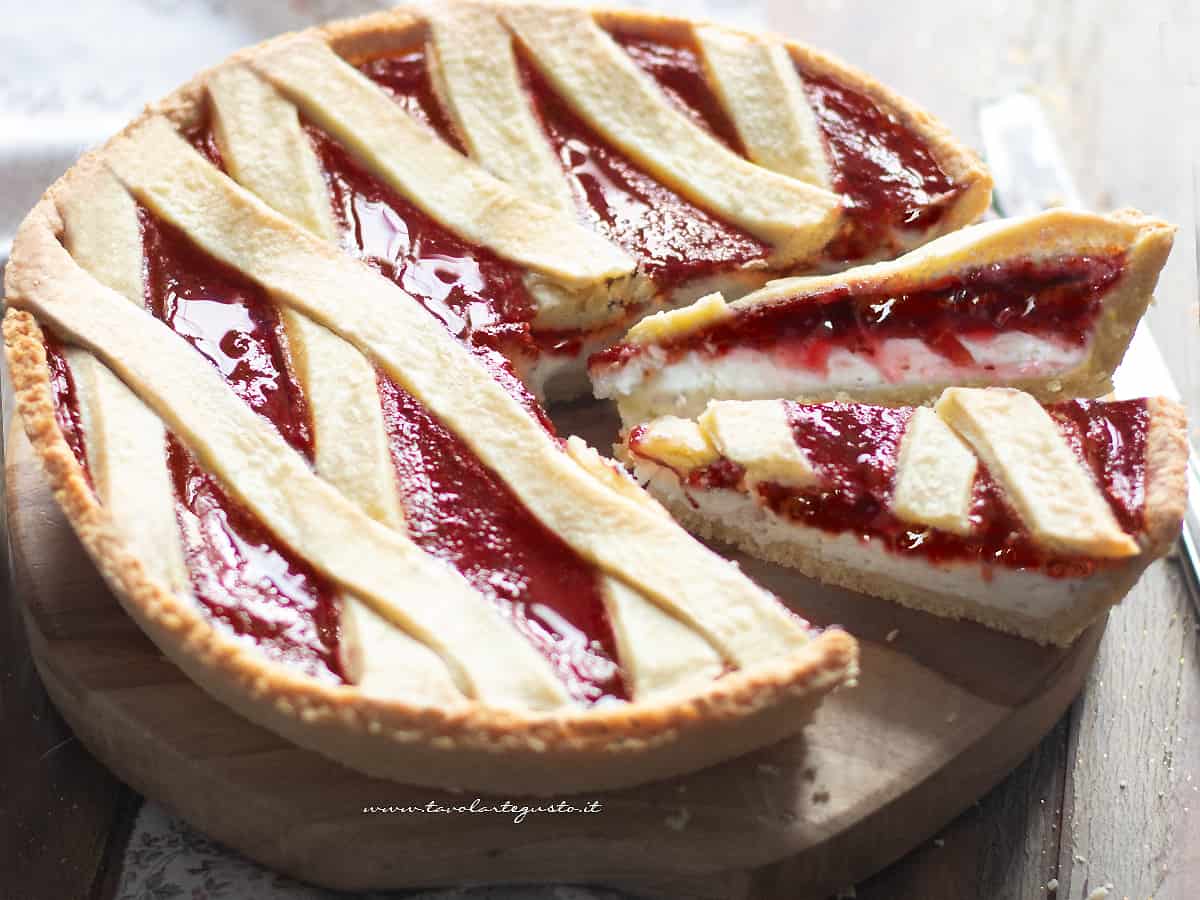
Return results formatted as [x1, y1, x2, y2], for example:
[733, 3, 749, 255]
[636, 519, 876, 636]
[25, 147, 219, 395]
[591, 208, 1174, 424]
[619, 389, 1188, 646]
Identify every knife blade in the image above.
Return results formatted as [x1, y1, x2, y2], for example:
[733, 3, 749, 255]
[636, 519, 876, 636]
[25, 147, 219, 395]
[979, 93, 1200, 607]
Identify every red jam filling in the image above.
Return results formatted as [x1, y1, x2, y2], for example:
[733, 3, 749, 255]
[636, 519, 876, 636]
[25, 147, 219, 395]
[304, 125, 551, 426]
[635, 400, 1148, 576]
[517, 51, 771, 293]
[609, 27, 961, 263]
[359, 51, 467, 154]
[43, 335, 91, 482]
[167, 436, 343, 680]
[378, 375, 626, 703]
[609, 30, 745, 153]
[1050, 399, 1148, 534]
[359, 49, 587, 369]
[142, 209, 314, 455]
[142, 207, 343, 680]
[797, 66, 960, 262]
[591, 254, 1126, 377]
[173, 102, 623, 695]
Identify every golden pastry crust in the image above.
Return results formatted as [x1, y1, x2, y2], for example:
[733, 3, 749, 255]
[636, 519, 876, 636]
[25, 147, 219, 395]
[0, 2, 905, 793]
[621, 397, 1187, 648]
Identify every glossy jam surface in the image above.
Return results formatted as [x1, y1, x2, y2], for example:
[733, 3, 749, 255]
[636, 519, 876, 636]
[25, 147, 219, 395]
[359, 49, 585, 372]
[379, 375, 626, 703]
[518, 52, 771, 292]
[43, 336, 91, 481]
[359, 51, 467, 153]
[592, 254, 1126, 376]
[306, 126, 551, 425]
[143, 207, 342, 678]
[168, 85, 627, 692]
[608, 27, 961, 262]
[167, 436, 343, 680]
[1050, 399, 1149, 534]
[798, 67, 960, 262]
[611, 31, 744, 152]
[142, 209, 313, 456]
[632, 400, 1148, 575]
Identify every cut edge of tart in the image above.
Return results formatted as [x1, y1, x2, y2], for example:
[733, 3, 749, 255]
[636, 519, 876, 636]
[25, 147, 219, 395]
[618, 390, 1188, 647]
[3, 133, 860, 794]
[592, 208, 1176, 425]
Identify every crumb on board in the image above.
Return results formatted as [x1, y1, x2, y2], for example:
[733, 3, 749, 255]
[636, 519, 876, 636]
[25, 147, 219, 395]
[1085, 885, 1113, 900]
[885, 628, 900, 642]
[665, 808, 690, 831]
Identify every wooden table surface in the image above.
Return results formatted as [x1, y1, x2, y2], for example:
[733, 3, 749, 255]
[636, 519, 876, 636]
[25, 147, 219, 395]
[2, 2, 1199, 898]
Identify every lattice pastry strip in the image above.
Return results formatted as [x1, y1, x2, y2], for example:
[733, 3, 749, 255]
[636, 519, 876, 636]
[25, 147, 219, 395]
[694, 26, 833, 190]
[59, 171, 190, 596]
[423, 1, 576, 217]
[935, 388, 1138, 558]
[86, 117, 812, 668]
[209, 64, 463, 703]
[500, 4, 841, 264]
[246, 37, 635, 301]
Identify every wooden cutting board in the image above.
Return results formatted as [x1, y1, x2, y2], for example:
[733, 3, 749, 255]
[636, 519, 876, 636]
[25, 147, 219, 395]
[6, 406, 1103, 899]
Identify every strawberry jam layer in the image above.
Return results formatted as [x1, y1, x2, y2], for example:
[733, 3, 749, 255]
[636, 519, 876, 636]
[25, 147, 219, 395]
[610, 30, 744, 153]
[610, 29, 961, 263]
[167, 437, 342, 680]
[304, 125, 549, 425]
[359, 51, 467, 153]
[634, 400, 1148, 575]
[1050, 399, 1149, 534]
[143, 209, 313, 455]
[378, 375, 625, 704]
[517, 52, 771, 293]
[43, 336, 91, 482]
[358, 49, 582, 372]
[592, 254, 1126, 378]
[142, 208, 343, 680]
[797, 67, 960, 262]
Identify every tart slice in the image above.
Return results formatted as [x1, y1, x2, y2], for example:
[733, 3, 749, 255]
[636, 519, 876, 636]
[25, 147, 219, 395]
[619, 389, 1187, 646]
[592, 209, 1175, 424]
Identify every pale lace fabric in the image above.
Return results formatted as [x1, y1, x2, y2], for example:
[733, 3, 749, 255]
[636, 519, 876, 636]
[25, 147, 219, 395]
[3, 0, 766, 896]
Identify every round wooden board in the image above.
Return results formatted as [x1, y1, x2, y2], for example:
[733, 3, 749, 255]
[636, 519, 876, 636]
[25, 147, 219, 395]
[6, 410, 1103, 899]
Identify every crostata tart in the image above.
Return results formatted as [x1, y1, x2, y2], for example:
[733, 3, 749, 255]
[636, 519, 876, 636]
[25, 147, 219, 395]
[1, 0, 1183, 798]
[619, 389, 1187, 646]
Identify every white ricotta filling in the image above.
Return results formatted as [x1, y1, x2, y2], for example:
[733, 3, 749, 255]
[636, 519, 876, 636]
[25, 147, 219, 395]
[527, 269, 773, 402]
[594, 332, 1089, 416]
[629, 457, 1115, 623]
